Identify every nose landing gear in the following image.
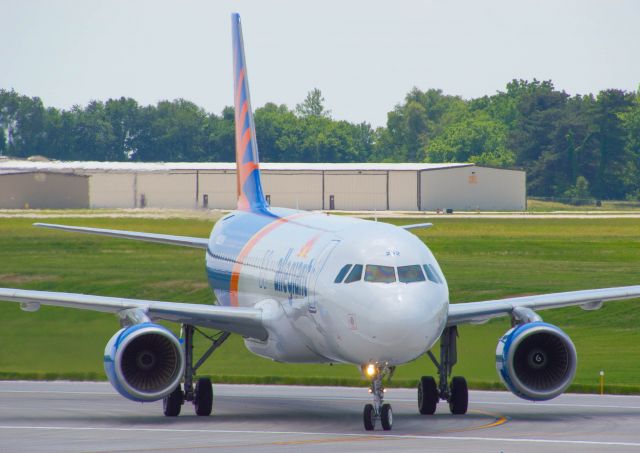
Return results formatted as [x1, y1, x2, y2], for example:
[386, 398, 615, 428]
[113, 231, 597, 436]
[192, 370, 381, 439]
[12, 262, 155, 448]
[362, 364, 395, 431]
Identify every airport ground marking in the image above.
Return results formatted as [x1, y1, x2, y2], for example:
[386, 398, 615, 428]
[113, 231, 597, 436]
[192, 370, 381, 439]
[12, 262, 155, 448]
[0, 425, 639, 447]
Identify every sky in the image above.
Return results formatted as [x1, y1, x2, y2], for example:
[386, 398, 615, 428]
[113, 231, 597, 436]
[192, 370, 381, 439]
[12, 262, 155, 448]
[1, 0, 639, 127]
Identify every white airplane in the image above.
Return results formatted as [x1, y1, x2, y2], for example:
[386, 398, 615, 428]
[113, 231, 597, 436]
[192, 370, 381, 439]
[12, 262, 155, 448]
[1, 13, 639, 432]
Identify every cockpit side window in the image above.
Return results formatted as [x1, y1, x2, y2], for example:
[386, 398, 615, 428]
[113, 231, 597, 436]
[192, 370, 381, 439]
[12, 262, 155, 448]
[344, 264, 363, 283]
[364, 265, 396, 283]
[398, 265, 426, 283]
[423, 264, 443, 284]
[334, 264, 352, 283]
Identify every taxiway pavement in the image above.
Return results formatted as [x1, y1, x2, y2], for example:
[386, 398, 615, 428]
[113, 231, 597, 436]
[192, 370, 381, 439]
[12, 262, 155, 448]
[1, 381, 639, 452]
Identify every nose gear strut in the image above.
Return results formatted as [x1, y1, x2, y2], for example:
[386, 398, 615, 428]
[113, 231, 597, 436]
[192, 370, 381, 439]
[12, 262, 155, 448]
[363, 364, 395, 431]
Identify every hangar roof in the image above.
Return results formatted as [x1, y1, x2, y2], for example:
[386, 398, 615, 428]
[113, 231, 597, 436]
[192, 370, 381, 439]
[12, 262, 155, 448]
[0, 160, 473, 173]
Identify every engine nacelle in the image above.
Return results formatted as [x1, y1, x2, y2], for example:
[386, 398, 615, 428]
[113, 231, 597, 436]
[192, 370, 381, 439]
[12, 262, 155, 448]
[496, 321, 577, 401]
[104, 323, 184, 402]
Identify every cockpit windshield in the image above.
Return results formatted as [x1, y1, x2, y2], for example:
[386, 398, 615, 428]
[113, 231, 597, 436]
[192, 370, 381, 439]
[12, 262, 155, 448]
[344, 264, 363, 283]
[364, 265, 396, 283]
[398, 265, 426, 283]
[423, 264, 443, 284]
[335, 263, 440, 285]
[334, 264, 352, 283]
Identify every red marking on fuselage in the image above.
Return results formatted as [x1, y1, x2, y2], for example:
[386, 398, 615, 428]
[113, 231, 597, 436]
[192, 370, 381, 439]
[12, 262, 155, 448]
[229, 212, 313, 306]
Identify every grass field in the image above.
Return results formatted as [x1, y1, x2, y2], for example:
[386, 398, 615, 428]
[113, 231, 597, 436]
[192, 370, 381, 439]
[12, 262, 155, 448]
[0, 215, 639, 394]
[526, 198, 640, 211]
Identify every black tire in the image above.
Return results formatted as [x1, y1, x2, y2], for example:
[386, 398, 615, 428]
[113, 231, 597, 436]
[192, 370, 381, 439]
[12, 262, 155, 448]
[448, 376, 468, 415]
[194, 377, 213, 416]
[363, 403, 375, 431]
[163, 385, 183, 417]
[418, 376, 438, 415]
[380, 403, 393, 431]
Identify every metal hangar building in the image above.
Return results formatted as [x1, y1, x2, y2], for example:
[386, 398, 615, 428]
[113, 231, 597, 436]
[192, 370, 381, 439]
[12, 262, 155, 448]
[0, 160, 526, 211]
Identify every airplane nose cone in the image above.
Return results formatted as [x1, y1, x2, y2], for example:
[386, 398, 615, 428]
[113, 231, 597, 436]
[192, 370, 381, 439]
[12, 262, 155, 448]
[345, 285, 448, 365]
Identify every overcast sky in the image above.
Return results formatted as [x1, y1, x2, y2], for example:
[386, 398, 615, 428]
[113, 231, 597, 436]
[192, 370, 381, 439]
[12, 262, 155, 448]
[2, 0, 639, 127]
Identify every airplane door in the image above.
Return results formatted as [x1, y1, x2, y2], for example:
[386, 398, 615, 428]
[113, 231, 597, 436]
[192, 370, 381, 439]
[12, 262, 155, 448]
[308, 239, 340, 314]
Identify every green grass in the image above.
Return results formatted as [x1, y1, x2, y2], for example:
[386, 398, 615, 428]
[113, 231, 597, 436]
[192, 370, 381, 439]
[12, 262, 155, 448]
[0, 216, 639, 394]
[527, 198, 640, 212]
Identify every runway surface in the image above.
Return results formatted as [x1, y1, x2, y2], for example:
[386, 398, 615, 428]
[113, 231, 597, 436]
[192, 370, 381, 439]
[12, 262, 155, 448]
[1, 381, 640, 452]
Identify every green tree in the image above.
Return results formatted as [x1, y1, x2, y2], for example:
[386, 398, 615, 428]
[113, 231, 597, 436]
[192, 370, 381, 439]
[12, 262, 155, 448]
[618, 87, 640, 199]
[376, 88, 466, 162]
[295, 88, 331, 118]
[44, 107, 77, 160]
[424, 111, 514, 166]
[131, 99, 207, 161]
[255, 103, 301, 161]
[104, 97, 140, 161]
[203, 106, 235, 162]
[72, 101, 116, 160]
[591, 89, 635, 199]
[563, 175, 592, 205]
[0, 89, 21, 153]
[0, 126, 5, 155]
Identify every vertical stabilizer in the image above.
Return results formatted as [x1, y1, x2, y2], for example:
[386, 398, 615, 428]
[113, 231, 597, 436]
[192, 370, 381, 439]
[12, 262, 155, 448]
[231, 13, 268, 212]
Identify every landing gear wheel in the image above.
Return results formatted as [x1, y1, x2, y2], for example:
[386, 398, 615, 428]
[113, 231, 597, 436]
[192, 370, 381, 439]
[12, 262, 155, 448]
[194, 377, 213, 416]
[418, 376, 438, 415]
[448, 376, 468, 415]
[380, 403, 393, 431]
[163, 385, 183, 417]
[363, 403, 376, 431]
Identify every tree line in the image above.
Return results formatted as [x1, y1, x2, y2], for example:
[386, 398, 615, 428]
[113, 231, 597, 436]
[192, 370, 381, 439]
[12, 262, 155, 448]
[1, 82, 639, 201]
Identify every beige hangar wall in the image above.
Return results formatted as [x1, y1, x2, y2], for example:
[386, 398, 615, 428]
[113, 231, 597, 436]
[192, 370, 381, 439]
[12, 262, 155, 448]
[261, 171, 323, 210]
[197, 171, 237, 209]
[324, 172, 387, 211]
[137, 172, 197, 209]
[1, 162, 525, 211]
[0, 172, 89, 209]
[89, 173, 136, 208]
[420, 166, 526, 211]
[388, 171, 418, 211]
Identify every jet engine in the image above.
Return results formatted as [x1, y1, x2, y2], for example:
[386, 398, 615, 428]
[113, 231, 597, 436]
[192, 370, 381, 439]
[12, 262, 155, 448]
[104, 323, 184, 402]
[496, 321, 577, 401]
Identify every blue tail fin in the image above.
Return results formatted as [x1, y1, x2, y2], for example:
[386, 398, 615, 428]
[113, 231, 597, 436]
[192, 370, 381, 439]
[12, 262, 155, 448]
[231, 13, 268, 212]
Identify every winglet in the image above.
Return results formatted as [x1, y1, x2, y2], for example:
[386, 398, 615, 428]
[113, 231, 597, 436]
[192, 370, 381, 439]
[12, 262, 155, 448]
[401, 223, 433, 231]
[232, 13, 268, 212]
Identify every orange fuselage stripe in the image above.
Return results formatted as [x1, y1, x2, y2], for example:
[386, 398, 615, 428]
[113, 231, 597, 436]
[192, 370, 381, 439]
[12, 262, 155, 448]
[229, 212, 312, 306]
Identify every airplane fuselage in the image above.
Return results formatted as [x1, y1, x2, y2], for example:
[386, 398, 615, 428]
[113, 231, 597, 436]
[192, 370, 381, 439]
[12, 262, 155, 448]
[205, 208, 449, 366]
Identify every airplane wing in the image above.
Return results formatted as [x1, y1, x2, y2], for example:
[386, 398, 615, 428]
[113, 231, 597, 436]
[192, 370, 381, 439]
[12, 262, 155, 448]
[400, 222, 433, 231]
[34, 223, 209, 249]
[447, 285, 640, 326]
[0, 288, 267, 340]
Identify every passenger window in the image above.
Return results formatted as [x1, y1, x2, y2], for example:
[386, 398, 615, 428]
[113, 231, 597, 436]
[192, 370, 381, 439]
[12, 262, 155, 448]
[423, 264, 442, 284]
[334, 264, 352, 283]
[364, 265, 396, 283]
[398, 265, 426, 283]
[344, 264, 363, 283]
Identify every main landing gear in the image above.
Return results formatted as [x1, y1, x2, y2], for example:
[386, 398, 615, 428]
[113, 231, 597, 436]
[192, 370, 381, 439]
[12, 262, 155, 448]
[419, 326, 468, 416]
[363, 364, 395, 431]
[163, 324, 231, 417]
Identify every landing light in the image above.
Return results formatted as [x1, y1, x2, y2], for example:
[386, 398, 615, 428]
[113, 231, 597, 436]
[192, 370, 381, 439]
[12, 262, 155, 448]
[365, 364, 377, 377]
